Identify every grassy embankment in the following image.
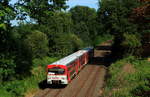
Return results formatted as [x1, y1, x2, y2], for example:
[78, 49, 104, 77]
[0, 57, 58, 97]
[101, 56, 150, 97]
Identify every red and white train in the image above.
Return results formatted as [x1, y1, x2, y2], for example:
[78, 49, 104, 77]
[47, 47, 94, 85]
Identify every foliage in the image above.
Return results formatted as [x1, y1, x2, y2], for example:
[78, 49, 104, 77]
[12, 24, 36, 40]
[69, 34, 84, 51]
[32, 57, 58, 67]
[0, 0, 18, 83]
[1, 0, 149, 96]
[94, 34, 113, 46]
[121, 33, 141, 48]
[102, 56, 150, 97]
[17, 0, 68, 24]
[131, 1, 150, 33]
[0, 57, 57, 97]
[0, 0, 15, 24]
[37, 12, 73, 34]
[97, 0, 143, 57]
[49, 33, 83, 57]
[98, 0, 140, 35]
[121, 33, 142, 56]
[0, 0, 16, 53]
[14, 42, 33, 78]
[24, 31, 49, 58]
[0, 88, 12, 97]
[0, 56, 16, 82]
[70, 6, 98, 45]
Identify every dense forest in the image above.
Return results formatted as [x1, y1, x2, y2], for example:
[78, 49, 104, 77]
[0, 0, 149, 97]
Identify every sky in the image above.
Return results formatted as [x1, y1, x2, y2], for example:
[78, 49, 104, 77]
[10, 0, 99, 9]
[67, 0, 99, 9]
[10, 0, 99, 26]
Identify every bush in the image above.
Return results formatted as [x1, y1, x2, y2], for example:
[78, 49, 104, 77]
[32, 57, 58, 67]
[120, 33, 141, 56]
[0, 56, 16, 82]
[0, 80, 25, 97]
[0, 88, 12, 97]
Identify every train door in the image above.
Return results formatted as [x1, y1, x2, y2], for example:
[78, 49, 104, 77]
[75, 60, 79, 74]
[67, 69, 71, 82]
[84, 53, 89, 64]
[67, 62, 76, 80]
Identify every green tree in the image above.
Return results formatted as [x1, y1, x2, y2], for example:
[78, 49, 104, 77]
[41, 12, 73, 34]
[97, 0, 141, 57]
[17, 0, 68, 24]
[70, 6, 98, 45]
[0, 0, 16, 53]
[97, 0, 140, 35]
[0, 0, 17, 81]
[24, 31, 49, 58]
[30, 12, 74, 57]
[50, 33, 83, 57]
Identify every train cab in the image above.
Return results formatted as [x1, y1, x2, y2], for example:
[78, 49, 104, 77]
[47, 65, 68, 84]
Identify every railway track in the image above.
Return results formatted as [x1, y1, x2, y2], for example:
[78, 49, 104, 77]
[72, 66, 97, 97]
[85, 67, 101, 97]
[34, 42, 112, 97]
[56, 65, 95, 97]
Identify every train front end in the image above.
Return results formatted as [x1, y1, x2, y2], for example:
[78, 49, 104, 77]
[47, 65, 68, 84]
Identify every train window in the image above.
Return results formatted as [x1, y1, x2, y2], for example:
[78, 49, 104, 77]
[70, 69, 75, 76]
[48, 67, 65, 74]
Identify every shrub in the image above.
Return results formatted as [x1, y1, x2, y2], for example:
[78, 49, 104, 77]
[0, 80, 25, 97]
[0, 56, 16, 82]
[32, 57, 58, 67]
[121, 33, 142, 56]
[0, 88, 12, 97]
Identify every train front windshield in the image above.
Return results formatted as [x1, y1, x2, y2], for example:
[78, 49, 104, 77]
[48, 67, 65, 75]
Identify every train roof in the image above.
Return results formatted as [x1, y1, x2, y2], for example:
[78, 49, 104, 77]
[83, 47, 94, 50]
[50, 47, 93, 66]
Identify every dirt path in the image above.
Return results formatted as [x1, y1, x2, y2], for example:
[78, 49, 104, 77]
[34, 41, 112, 97]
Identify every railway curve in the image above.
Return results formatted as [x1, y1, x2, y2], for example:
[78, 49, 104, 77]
[34, 41, 112, 97]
